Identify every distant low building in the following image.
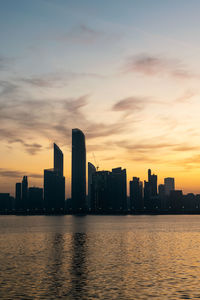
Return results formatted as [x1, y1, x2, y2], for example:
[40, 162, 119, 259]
[0, 193, 12, 210]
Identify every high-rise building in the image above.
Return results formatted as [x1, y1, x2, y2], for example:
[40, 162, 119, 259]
[54, 143, 63, 176]
[130, 177, 143, 210]
[110, 167, 127, 212]
[72, 128, 86, 212]
[22, 176, 28, 210]
[164, 177, 175, 196]
[91, 167, 127, 213]
[91, 170, 111, 212]
[148, 169, 157, 197]
[15, 182, 21, 209]
[28, 187, 43, 209]
[44, 144, 65, 211]
[88, 162, 96, 209]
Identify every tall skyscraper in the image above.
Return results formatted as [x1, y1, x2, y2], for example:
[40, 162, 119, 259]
[88, 162, 96, 209]
[130, 177, 143, 211]
[54, 143, 63, 176]
[164, 177, 175, 196]
[110, 167, 127, 212]
[44, 144, 65, 211]
[15, 182, 21, 210]
[22, 176, 28, 209]
[148, 169, 157, 197]
[72, 128, 86, 212]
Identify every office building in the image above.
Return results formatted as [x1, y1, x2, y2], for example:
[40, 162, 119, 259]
[164, 177, 175, 196]
[88, 162, 96, 209]
[72, 128, 86, 212]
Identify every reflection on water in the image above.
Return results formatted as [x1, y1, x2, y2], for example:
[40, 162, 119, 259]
[1, 215, 200, 299]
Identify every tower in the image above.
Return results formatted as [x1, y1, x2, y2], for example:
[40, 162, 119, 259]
[72, 128, 86, 212]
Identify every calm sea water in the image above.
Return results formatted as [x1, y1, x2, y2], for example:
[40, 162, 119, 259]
[1, 215, 200, 299]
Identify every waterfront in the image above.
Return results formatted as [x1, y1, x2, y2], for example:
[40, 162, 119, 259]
[1, 215, 200, 299]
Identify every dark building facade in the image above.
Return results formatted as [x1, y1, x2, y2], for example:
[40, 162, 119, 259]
[91, 167, 127, 213]
[130, 177, 143, 211]
[54, 143, 63, 176]
[15, 182, 22, 210]
[110, 167, 127, 212]
[164, 177, 175, 196]
[0, 193, 12, 211]
[72, 128, 86, 212]
[22, 176, 28, 210]
[44, 144, 65, 211]
[88, 162, 96, 210]
[91, 171, 111, 212]
[144, 169, 158, 210]
[28, 187, 43, 210]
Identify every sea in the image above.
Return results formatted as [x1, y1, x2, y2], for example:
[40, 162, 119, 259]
[0, 215, 200, 299]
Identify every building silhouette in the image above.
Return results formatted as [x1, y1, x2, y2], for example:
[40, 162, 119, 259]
[130, 177, 143, 211]
[71, 129, 86, 213]
[91, 170, 111, 212]
[0, 193, 12, 210]
[54, 143, 63, 176]
[44, 144, 65, 212]
[88, 162, 96, 210]
[15, 182, 22, 209]
[169, 190, 183, 211]
[110, 167, 127, 212]
[28, 187, 43, 210]
[148, 169, 157, 197]
[22, 176, 28, 210]
[91, 167, 127, 213]
[164, 177, 175, 196]
[144, 169, 158, 210]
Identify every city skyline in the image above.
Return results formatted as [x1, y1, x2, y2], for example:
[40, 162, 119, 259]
[0, 131, 199, 198]
[1, 0, 200, 195]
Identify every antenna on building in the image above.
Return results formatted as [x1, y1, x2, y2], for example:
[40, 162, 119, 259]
[93, 152, 99, 171]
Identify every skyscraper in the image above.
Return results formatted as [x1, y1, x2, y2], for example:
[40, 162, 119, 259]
[15, 182, 21, 210]
[88, 162, 96, 209]
[130, 177, 143, 211]
[72, 129, 86, 212]
[164, 177, 175, 196]
[54, 143, 63, 176]
[22, 176, 28, 210]
[44, 144, 65, 211]
[148, 169, 157, 197]
[110, 167, 127, 212]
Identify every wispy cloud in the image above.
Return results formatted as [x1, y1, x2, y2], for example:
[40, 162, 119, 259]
[124, 54, 198, 79]
[112, 97, 145, 113]
[0, 55, 15, 71]
[0, 168, 42, 179]
[20, 71, 104, 88]
[58, 24, 104, 44]
[115, 139, 199, 154]
[0, 81, 132, 154]
[175, 90, 196, 103]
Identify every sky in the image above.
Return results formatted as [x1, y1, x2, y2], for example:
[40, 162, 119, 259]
[1, 0, 200, 196]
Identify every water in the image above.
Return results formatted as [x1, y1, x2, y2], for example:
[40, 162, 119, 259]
[1, 215, 200, 299]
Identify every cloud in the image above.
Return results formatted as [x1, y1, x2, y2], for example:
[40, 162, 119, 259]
[175, 90, 196, 103]
[0, 56, 14, 71]
[124, 54, 197, 79]
[59, 24, 104, 44]
[115, 139, 199, 154]
[0, 168, 42, 179]
[20, 71, 104, 88]
[112, 97, 145, 113]
[0, 82, 132, 154]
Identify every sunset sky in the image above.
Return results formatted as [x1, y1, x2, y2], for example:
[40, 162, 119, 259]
[1, 0, 200, 196]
